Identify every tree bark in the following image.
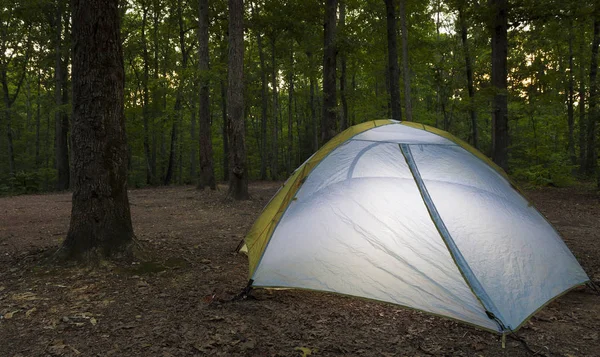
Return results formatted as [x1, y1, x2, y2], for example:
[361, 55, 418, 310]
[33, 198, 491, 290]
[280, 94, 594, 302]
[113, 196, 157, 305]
[339, 0, 348, 130]
[459, 3, 478, 149]
[60, 0, 134, 260]
[141, 3, 153, 184]
[227, 0, 248, 199]
[221, 78, 229, 181]
[567, 22, 576, 165]
[490, 0, 509, 171]
[257, 30, 268, 180]
[384, 0, 401, 122]
[579, 23, 587, 171]
[55, 0, 70, 190]
[197, 0, 216, 189]
[287, 40, 294, 175]
[271, 37, 279, 179]
[399, 0, 412, 121]
[35, 69, 41, 168]
[190, 93, 197, 180]
[308, 51, 318, 151]
[322, 0, 337, 144]
[585, 17, 600, 176]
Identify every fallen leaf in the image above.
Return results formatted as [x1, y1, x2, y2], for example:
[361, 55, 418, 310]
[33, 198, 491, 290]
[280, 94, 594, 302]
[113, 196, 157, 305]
[4, 310, 19, 319]
[25, 307, 37, 317]
[90, 317, 97, 325]
[295, 347, 313, 357]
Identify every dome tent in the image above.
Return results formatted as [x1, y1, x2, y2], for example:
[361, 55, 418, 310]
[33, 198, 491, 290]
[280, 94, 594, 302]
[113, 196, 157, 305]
[241, 120, 589, 333]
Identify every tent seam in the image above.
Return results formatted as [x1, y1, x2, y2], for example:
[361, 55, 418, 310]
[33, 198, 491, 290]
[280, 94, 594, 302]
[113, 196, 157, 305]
[399, 143, 508, 332]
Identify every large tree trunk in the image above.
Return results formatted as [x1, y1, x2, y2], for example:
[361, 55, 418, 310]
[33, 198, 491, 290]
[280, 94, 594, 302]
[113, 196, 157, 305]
[567, 22, 576, 165]
[197, 0, 216, 189]
[384, 0, 401, 121]
[490, 0, 509, 171]
[322, 0, 337, 144]
[399, 0, 412, 121]
[257, 31, 268, 180]
[227, 0, 248, 199]
[339, 0, 348, 130]
[60, 0, 134, 260]
[459, 4, 478, 149]
[55, 0, 70, 190]
[585, 17, 600, 176]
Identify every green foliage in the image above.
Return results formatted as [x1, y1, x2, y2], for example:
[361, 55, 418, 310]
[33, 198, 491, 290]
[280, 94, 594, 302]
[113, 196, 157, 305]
[1, 0, 598, 194]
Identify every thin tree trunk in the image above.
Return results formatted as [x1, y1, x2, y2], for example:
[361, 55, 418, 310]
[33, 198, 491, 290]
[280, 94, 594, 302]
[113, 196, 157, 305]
[287, 40, 294, 175]
[399, 0, 412, 121]
[35, 69, 41, 168]
[567, 22, 576, 165]
[585, 17, 600, 175]
[339, 0, 348, 130]
[197, 0, 216, 189]
[579, 23, 587, 171]
[322, 0, 338, 144]
[490, 0, 509, 171]
[227, 0, 248, 199]
[190, 94, 197, 180]
[141, 3, 153, 184]
[257, 31, 268, 180]
[271, 37, 279, 179]
[1, 81, 15, 175]
[221, 78, 228, 181]
[55, 0, 70, 190]
[459, 4, 478, 149]
[308, 51, 318, 151]
[61, 0, 134, 260]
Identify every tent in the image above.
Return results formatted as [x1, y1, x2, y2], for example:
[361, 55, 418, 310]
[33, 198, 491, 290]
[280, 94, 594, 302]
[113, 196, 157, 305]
[241, 120, 589, 334]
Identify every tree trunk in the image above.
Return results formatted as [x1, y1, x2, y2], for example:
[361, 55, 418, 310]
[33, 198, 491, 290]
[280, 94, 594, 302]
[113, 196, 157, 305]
[190, 94, 197, 180]
[141, 4, 153, 184]
[227, 0, 248, 199]
[339, 0, 348, 130]
[287, 40, 294, 175]
[55, 0, 70, 190]
[490, 0, 509, 171]
[221, 78, 229, 181]
[308, 51, 318, 151]
[60, 0, 134, 260]
[257, 31, 268, 180]
[164, 0, 188, 186]
[585, 17, 600, 176]
[567, 22, 576, 165]
[271, 37, 279, 179]
[459, 4, 478, 149]
[399, 0, 412, 121]
[579, 23, 587, 171]
[35, 69, 41, 168]
[1, 78, 15, 175]
[384, 0, 401, 121]
[197, 0, 216, 189]
[322, 0, 337, 144]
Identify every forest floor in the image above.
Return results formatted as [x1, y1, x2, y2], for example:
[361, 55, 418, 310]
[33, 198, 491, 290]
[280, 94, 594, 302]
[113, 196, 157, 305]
[0, 182, 599, 357]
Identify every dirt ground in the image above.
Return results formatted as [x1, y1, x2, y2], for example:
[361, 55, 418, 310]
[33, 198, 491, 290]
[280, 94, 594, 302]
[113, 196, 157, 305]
[0, 182, 599, 357]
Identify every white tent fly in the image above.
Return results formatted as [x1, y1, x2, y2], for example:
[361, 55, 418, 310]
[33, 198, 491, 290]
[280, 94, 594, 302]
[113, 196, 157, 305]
[241, 120, 589, 333]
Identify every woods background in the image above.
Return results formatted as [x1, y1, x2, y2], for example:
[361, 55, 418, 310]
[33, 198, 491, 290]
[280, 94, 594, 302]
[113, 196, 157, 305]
[1, 0, 599, 195]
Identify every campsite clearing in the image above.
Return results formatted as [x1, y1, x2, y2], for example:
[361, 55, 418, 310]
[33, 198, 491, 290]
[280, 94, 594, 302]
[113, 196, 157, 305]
[1, 182, 599, 356]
